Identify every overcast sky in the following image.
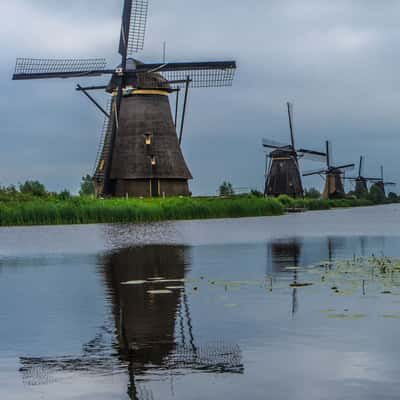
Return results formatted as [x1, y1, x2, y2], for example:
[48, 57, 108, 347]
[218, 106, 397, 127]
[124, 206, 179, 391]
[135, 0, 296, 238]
[1, 0, 399, 194]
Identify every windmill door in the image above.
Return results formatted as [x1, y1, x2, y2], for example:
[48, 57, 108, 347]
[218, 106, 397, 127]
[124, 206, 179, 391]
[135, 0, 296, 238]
[151, 179, 160, 197]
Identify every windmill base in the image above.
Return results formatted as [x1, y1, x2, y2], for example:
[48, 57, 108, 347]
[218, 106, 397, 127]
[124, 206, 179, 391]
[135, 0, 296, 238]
[112, 179, 190, 198]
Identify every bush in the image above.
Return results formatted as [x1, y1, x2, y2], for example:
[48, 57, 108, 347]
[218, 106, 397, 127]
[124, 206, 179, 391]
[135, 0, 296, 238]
[250, 189, 264, 198]
[304, 187, 321, 199]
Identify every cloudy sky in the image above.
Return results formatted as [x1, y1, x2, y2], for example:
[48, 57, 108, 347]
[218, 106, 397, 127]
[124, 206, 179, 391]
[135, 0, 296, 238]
[1, 0, 399, 194]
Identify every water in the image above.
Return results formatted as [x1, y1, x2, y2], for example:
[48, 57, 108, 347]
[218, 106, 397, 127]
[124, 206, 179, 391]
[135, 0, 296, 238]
[1, 205, 400, 399]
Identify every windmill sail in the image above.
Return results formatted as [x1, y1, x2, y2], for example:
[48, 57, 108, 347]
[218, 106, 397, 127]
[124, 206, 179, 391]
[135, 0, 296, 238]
[93, 99, 113, 185]
[287, 102, 295, 149]
[262, 137, 289, 150]
[119, 0, 149, 57]
[135, 61, 237, 88]
[13, 58, 109, 80]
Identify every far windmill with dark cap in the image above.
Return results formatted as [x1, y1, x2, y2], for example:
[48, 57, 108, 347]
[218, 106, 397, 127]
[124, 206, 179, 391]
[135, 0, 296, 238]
[12, 0, 237, 198]
[262, 102, 326, 198]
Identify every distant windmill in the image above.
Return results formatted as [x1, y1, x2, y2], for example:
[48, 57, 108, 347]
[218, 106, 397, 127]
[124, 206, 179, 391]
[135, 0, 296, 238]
[262, 102, 326, 197]
[303, 141, 355, 199]
[12, 0, 237, 198]
[370, 165, 396, 197]
[344, 156, 382, 197]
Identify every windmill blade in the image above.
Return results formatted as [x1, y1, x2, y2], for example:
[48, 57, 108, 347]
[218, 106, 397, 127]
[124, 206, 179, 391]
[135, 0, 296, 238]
[359, 156, 364, 177]
[13, 58, 109, 80]
[93, 98, 113, 180]
[119, 0, 149, 57]
[297, 148, 326, 162]
[336, 163, 355, 172]
[136, 61, 237, 88]
[303, 168, 327, 177]
[287, 102, 296, 149]
[326, 141, 332, 168]
[262, 137, 289, 150]
[364, 177, 382, 182]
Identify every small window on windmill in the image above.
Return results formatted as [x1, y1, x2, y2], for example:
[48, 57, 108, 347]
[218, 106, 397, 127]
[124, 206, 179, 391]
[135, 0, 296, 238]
[145, 133, 153, 146]
[150, 155, 157, 166]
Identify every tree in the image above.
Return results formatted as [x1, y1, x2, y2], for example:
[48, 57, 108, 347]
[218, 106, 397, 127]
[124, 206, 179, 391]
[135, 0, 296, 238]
[219, 181, 235, 197]
[387, 192, 398, 203]
[368, 185, 385, 204]
[250, 189, 264, 198]
[304, 187, 321, 199]
[19, 180, 47, 197]
[79, 174, 96, 196]
[58, 189, 72, 201]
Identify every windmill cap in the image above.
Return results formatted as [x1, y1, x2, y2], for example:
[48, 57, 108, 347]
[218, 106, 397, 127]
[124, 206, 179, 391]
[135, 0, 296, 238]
[106, 58, 170, 93]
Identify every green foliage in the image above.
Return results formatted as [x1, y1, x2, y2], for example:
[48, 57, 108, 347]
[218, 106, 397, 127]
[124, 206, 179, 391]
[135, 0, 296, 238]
[0, 187, 399, 227]
[250, 189, 264, 198]
[388, 192, 399, 202]
[0, 196, 285, 227]
[219, 181, 235, 197]
[304, 187, 321, 199]
[79, 174, 96, 197]
[19, 180, 47, 197]
[58, 189, 72, 201]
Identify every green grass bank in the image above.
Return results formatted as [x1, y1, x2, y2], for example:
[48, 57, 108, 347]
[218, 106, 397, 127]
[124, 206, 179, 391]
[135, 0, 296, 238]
[0, 194, 393, 227]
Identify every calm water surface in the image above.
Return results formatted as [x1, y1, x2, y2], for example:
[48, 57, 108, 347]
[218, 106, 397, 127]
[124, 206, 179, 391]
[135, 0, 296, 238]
[1, 205, 400, 399]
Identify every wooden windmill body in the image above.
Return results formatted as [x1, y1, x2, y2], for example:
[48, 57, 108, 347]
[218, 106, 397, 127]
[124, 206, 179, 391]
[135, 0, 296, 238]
[263, 103, 326, 198]
[95, 81, 192, 197]
[12, 1, 237, 198]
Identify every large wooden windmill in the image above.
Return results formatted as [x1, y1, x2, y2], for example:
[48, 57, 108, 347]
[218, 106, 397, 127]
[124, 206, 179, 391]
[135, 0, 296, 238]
[262, 102, 326, 197]
[12, 0, 237, 197]
[303, 141, 355, 199]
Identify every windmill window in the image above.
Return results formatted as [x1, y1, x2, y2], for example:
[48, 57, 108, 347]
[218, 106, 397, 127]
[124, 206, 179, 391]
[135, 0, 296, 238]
[150, 155, 157, 166]
[145, 133, 153, 145]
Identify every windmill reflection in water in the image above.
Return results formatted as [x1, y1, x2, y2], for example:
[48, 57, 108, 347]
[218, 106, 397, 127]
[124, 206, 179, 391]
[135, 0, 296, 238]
[19, 245, 243, 399]
[266, 237, 354, 316]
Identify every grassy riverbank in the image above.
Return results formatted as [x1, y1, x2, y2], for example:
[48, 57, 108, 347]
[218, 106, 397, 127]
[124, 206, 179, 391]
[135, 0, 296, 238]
[0, 194, 393, 227]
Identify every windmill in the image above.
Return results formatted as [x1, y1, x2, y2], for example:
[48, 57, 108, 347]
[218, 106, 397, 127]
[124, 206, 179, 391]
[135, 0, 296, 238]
[262, 102, 326, 197]
[370, 165, 396, 197]
[344, 156, 382, 198]
[12, 0, 237, 198]
[303, 141, 355, 199]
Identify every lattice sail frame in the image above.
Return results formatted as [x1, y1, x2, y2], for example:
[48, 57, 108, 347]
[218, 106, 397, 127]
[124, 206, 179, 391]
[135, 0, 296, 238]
[128, 0, 149, 54]
[14, 58, 107, 75]
[161, 67, 236, 88]
[120, 0, 149, 56]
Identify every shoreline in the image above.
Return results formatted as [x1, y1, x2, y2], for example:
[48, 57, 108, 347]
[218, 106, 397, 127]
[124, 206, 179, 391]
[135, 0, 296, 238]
[0, 196, 395, 228]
